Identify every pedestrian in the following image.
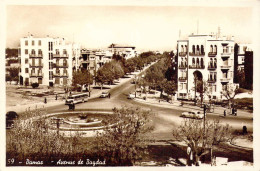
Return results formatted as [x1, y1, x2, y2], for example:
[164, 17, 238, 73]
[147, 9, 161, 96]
[108, 93, 111, 98]
[44, 97, 47, 104]
[55, 94, 58, 100]
[232, 108, 234, 115]
[224, 109, 226, 117]
[234, 108, 237, 116]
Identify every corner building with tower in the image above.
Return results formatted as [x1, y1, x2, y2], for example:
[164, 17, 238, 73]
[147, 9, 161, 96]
[176, 34, 236, 101]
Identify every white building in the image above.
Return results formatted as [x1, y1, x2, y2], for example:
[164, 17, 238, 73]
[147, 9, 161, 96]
[18, 35, 80, 86]
[108, 43, 137, 60]
[177, 34, 236, 101]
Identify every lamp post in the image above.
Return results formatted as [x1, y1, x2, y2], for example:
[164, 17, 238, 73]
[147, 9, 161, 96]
[135, 75, 137, 98]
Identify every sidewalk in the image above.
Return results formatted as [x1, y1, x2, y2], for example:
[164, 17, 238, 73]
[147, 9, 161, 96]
[133, 97, 253, 120]
[6, 61, 156, 114]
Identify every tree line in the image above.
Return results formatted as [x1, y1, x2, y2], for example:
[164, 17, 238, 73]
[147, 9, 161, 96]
[72, 51, 162, 90]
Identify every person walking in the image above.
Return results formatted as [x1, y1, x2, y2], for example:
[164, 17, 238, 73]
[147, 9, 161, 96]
[108, 93, 111, 99]
[224, 109, 226, 117]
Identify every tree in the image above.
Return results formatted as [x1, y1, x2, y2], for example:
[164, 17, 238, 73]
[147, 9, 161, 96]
[172, 119, 233, 166]
[162, 80, 177, 102]
[95, 107, 154, 166]
[221, 83, 239, 108]
[6, 67, 19, 81]
[72, 70, 93, 91]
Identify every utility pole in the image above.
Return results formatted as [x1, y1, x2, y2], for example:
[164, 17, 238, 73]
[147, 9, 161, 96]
[135, 75, 137, 98]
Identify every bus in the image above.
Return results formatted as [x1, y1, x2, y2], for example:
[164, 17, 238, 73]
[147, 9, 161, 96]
[65, 93, 88, 105]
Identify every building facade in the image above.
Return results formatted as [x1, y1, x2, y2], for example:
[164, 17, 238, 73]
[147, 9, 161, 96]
[108, 43, 137, 60]
[177, 34, 236, 101]
[80, 49, 113, 76]
[19, 35, 80, 86]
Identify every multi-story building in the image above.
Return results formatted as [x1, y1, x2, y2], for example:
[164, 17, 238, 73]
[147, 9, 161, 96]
[18, 35, 80, 86]
[176, 33, 236, 101]
[235, 43, 253, 71]
[80, 49, 113, 76]
[108, 43, 137, 60]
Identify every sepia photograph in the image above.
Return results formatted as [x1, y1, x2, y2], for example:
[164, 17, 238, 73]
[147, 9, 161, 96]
[2, 0, 259, 170]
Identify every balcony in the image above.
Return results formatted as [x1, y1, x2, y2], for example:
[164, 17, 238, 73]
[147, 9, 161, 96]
[221, 53, 231, 58]
[208, 79, 216, 83]
[53, 63, 69, 68]
[53, 54, 69, 58]
[189, 52, 205, 56]
[208, 64, 217, 70]
[220, 78, 230, 83]
[179, 77, 187, 82]
[29, 54, 43, 58]
[30, 73, 44, 77]
[29, 63, 44, 68]
[189, 65, 205, 69]
[179, 64, 187, 69]
[220, 65, 231, 70]
[179, 52, 187, 56]
[208, 52, 217, 57]
[53, 73, 68, 77]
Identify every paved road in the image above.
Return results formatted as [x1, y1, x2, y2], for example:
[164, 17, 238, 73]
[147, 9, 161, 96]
[43, 75, 253, 141]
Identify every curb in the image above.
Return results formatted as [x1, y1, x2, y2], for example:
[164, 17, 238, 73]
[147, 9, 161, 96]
[133, 98, 253, 119]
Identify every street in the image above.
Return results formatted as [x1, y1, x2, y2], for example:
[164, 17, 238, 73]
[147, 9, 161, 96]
[42, 74, 253, 141]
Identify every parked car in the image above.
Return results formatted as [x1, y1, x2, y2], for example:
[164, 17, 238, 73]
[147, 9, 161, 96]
[181, 110, 204, 119]
[128, 93, 135, 99]
[6, 111, 19, 129]
[100, 92, 109, 98]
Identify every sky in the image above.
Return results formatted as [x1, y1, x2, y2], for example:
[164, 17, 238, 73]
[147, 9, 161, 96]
[6, 5, 254, 51]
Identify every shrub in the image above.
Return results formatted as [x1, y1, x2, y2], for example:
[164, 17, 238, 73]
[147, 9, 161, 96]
[31, 82, 39, 89]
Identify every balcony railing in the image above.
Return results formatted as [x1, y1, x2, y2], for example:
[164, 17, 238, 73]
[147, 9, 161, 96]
[53, 63, 68, 68]
[53, 73, 68, 77]
[189, 65, 205, 69]
[179, 77, 187, 81]
[208, 79, 216, 83]
[30, 73, 44, 77]
[189, 52, 205, 56]
[221, 53, 231, 58]
[220, 78, 230, 82]
[53, 54, 69, 58]
[29, 63, 44, 68]
[208, 52, 217, 57]
[29, 54, 43, 58]
[208, 64, 217, 70]
[179, 64, 187, 69]
[179, 52, 187, 56]
[220, 65, 231, 70]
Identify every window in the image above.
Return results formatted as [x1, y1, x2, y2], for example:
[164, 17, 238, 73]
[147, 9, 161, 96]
[56, 49, 60, 54]
[38, 49, 42, 55]
[25, 58, 28, 64]
[201, 45, 204, 54]
[31, 49, 35, 54]
[185, 45, 187, 52]
[25, 68, 29, 73]
[210, 45, 213, 52]
[192, 45, 195, 53]
[25, 49, 28, 55]
[38, 40, 41, 46]
[63, 49, 67, 55]
[32, 40, 35, 46]
[181, 45, 184, 52]
[214, 45, 217, 53]
[192, 58, 195, 65]
[25, 40, 28, 46]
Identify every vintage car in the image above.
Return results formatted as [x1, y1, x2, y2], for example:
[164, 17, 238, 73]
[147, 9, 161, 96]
[181, 110, 204, 119]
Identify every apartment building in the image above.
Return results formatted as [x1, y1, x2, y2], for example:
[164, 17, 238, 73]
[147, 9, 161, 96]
[108, 43, 137, 60]
[19, 35, 80, 86]
[235, 43, 253, 71]
[80, 49, 113, 76]
[177, 34, 236, 101]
